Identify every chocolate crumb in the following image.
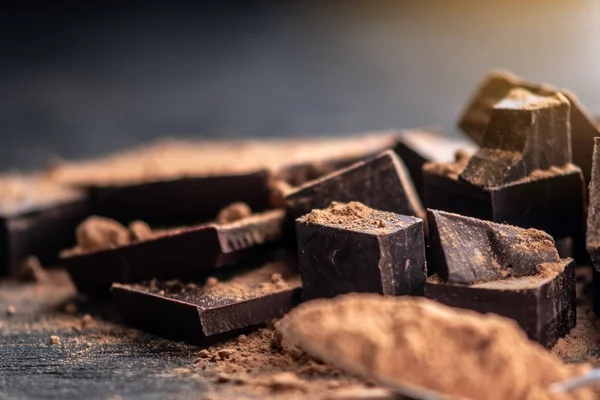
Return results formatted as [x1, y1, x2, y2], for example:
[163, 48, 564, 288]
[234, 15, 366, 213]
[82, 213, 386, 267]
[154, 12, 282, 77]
[81, 314, 93, 329]
[205, 277, 219, 287]
[17, 256, 47, 282]
[218, 350, 233, 360]
[5, 305, 16, 316]
[49, 335, 60, 345]
[75, 216, 130, 252]
[216, 202, 252, 224]
[128, 220, 153, 242]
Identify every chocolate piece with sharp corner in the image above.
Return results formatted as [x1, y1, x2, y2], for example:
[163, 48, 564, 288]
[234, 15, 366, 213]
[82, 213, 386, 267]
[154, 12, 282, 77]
[425, 258, 575, 349]
[428, 209, 560, 284]
[0, 175, 90, 276]
[286, 150, 425, 222]
[458, 69, 599, 184]
[587, 137, 600, 269]
[296, 202, 426, 301]
[460, 88, 571, 188]
[62, 209, 285, 295]
[111, 258, 302, 344]
[392, 126, 477, 197]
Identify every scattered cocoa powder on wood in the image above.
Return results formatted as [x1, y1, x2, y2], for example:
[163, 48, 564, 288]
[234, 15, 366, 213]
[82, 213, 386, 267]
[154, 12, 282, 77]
[280, 293, 594, 400]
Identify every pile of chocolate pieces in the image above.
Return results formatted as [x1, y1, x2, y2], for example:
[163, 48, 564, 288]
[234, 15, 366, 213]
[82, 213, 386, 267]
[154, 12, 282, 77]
[3, 69, 600, 350]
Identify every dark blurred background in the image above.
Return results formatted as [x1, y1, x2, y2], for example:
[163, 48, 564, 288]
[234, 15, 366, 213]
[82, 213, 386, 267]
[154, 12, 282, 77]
[1, 0, 599, 170]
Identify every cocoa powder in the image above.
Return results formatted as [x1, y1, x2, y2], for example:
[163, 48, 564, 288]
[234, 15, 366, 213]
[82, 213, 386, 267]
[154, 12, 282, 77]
[280, 294, 594, 400]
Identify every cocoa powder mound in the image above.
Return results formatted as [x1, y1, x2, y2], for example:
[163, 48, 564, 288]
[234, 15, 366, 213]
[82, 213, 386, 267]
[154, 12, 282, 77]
[280, 294, 593, 400]
[216, 202, 253, 224]
[298, 202, 404, 233]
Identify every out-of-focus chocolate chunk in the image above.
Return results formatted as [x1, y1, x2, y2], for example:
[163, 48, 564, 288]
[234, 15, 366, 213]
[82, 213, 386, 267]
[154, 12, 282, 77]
[62, 210, 285, 295]
[424, 88, 585, 250]
[286, 150, 425, 222]
[458, 69, 599, 184]
[425, 259, 575, 349]
[296, 202, 426, 301]
[428, 209, 560, 284]
[392, 127, 477, 197]
[0, 175, 90, 276]
[111, 258, 301, 344]
[48, 134, 397, 225]
[587, 138, 600, 269]
[460, 89, 571, 188]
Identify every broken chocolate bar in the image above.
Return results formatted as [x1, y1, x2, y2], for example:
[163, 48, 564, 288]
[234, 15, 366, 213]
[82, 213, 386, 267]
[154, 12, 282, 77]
[423, 89, 585, 246]
[286, 150, 425, 223]
[296, 202, 426, 301]
[393, 127, 476, 197]
[0, 175, 90, 276]
[587, 137, 600, 269]
[425, 259, 575, 349]
[426, 210, 575, 348]
[458, 69, 599, 184]
[111, 258, 302, 344]
[48, 134, 397, 225]
[62, 210, 285, 295]
[428, 209, 560, 284]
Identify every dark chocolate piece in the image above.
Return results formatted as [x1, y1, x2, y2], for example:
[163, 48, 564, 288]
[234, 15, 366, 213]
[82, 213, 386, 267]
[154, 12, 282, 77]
[286, 150, 425, 222]
[423, 162, 585, 245]
[392, 127, 477, 197]
[296, 202, 426, 301]
[63, 210, 285, 295]
[425, 259, 576, 349]
[428, 209, 560, 284]
[458, 69, 599, 184]
[460, 89, 571, 188]
[111, 259, 302, 344]
[50, 135, 397, 225]
[587, 137, 600, 269]
[0, 176, 90, 276]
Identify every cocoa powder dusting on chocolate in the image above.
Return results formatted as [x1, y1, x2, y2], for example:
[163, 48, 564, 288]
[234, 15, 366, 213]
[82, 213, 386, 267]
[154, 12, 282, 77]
[281, 294, 594, 400]
[298, 202, 401, 233]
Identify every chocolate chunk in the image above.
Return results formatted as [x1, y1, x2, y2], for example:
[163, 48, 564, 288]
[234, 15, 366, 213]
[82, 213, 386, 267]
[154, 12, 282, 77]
[48, 135, 396, 225]
[296, 202, 426, 301]
[423, 91, 585, 251]
[587, 138, 600, 269]
[392, 127, 477, 197]
[111, 258, 302, 344]
[428, 210, 560, 284]
[425, 259, 575, 348]
[458, 69, 599, 184]
[460, 89, 571, 188]
[62, 209, 285, 295]
[0, 175, 90, 276]
[286, 150, 425, 223]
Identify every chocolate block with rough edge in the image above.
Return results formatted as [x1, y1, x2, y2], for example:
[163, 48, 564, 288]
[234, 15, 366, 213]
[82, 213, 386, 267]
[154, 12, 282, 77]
[295, 202, 426, 301]
[0, 175, 90, 276]
[111, 258, 302, 345]
[286, 150, 425, 223]
[425, 259, 576, 349]
[427, 209, 560, 284]
[392, 126, 477, 197]
[458, 69, 599, 184]
[62, 209, 285, 296]
[587, 137, 600, 270]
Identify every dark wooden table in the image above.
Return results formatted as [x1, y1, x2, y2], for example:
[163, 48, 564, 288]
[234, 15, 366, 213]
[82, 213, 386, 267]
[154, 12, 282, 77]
[2, 1, 600, 399]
